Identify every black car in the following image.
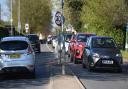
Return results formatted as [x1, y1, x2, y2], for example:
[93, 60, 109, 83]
[26, 34, 41, 53]
[82, 36, 122, 72]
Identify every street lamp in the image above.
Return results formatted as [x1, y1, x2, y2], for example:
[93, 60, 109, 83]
[125, 23, 128, 51]
[0, 4, 1, 21]
[11, 0, 13, 36]
[18, 0, 21, 34]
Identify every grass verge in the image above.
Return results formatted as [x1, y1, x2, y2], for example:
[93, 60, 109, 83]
[121, 50, 128, 61]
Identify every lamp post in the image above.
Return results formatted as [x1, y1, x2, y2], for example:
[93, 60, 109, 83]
[125, 23, 128, 51]
[10, 0, 13, 36]
[18, 0, 21, 34]
[0, 4, 1, 21]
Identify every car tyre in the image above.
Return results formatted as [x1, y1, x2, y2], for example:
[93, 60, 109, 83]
[69, 53, 73, 62]
[74, 58, 78, 64]
[116, 67, 122, 73]
[82, 63, 86, 68]
[30, 68, 36, 78]
[86, 57, 94, 72]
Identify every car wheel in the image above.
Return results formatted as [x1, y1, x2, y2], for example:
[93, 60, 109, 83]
[69, 53, 73, 62]
[86, 57, 94, 72]
[30, 69, 36, 78]
[82, 63, 86, 68]
[74, 58, 78, 64]
[52, 46, 55, 49]
[82, 59, 86, 68]
[116, 67, 122, 73]
[74, 59, 77, 64]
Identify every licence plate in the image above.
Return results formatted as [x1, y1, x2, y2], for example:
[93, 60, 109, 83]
[102, 60, 113, 64]
[9, 54, 21, 59]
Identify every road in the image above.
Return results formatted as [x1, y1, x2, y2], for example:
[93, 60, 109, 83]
[69, 63, 128, 89]
[0, 43, 128, 89]
[47, 43, 128, 89]
[0, 44, 56, 89]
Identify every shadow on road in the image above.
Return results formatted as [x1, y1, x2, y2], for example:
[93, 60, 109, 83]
[69, 63, 128, 82]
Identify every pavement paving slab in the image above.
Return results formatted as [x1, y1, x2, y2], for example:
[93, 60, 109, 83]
[49, 63, 84, 89]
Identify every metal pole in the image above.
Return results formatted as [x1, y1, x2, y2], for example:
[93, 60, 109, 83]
[11, 0, 13, 36]
[61, 0, 65, 75]
[125, 31, 128, 51]
[0, 4, 1, 21]
[125, 24, 128, 51]
[18, 0, 21, 34]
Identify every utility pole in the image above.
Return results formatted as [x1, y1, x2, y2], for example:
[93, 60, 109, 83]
[0, 4, 1, 22]
[18, 0, 21, 34]
[11, 0, 13, 36]
[125, 23, 128, 51]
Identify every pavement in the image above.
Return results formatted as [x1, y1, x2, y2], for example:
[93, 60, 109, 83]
[49, 63, 85, 89]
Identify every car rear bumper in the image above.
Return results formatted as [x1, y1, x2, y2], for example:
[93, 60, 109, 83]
[0, 58, 35, 72]
[1, 66, 34, 73]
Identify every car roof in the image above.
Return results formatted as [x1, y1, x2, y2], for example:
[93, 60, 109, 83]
[1, 36, 30, 42]
[76, 33, 96, 35]
[90, 36, 113, 39]
[26, 34, 38, 36]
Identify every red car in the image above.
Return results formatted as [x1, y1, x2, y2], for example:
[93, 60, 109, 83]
[68, 33, 96, 64]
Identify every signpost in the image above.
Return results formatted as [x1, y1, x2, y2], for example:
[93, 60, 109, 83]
[54, 0, 65, 75]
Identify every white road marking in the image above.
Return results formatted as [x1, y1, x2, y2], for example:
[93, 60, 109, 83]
[69, 65, 86, 89]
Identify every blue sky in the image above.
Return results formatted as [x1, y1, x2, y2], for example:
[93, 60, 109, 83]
[0, 0, 9, 21]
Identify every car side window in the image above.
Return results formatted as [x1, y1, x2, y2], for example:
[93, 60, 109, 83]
[86, 37, 91, 47]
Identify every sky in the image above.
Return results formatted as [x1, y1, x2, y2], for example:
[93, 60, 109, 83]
[0, 0, 9, 21]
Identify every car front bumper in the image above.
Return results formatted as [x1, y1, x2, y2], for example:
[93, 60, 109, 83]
[91, 58, 122, 70]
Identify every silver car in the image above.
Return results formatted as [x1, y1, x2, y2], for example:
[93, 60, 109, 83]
[0, 36, 35, 76]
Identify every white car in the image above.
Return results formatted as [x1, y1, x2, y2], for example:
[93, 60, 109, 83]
[0, 36, 35, 77]
[47, 35, 52, 44]
[52, 36, 57, 48]
[64, 34, 73, 54]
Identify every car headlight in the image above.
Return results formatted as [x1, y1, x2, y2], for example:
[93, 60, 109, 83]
[92, 53, 100, 63]
[116, 53, 122, 57]
[92, 53, 100, 58]
[76, 50, 80, 55]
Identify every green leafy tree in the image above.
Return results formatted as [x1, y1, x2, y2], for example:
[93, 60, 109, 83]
[81, 0, 128, 45]
[7, 0, 52, 35]
[64, 0, 84, 32]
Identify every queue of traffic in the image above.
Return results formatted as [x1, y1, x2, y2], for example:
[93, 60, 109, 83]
[50, 32, 123, 72]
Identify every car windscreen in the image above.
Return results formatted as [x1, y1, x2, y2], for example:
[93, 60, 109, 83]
[27, 35, 39, 42]
[77, 35, 88, 42]
[65, 34, 72, 41]
[0, 41, 28, 50]
[92, 38, 116, 48]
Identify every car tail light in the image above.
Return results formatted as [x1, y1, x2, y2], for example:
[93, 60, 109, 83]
[27, 46, 33, 54]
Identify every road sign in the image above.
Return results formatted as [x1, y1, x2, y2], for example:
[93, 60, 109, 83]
[55, 11, 62, 26]
[25, 23, 29, 33]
